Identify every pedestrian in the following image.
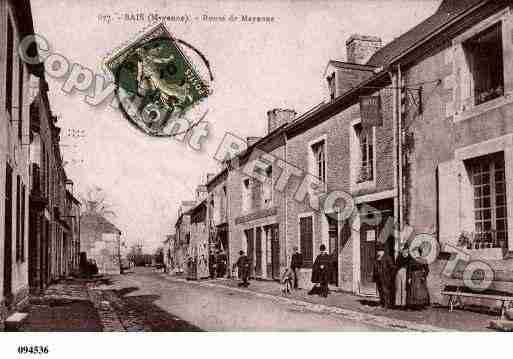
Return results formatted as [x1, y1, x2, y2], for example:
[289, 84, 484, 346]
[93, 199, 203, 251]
[395, 246, 409, 308]
[234, 250, 250, 287]
[373, 240, 396, 308]
[217, 249, 227, 278]
[290, 246, 303, 289]
[406, 246, 430, 309]
[309, 244, 331, 297]
[209, 251, 217, 279]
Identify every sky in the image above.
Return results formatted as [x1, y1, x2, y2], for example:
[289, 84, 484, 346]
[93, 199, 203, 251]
[31, 0, 440, 252]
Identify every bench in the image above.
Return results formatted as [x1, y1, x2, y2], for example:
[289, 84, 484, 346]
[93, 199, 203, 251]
[442, 285, 513, 320]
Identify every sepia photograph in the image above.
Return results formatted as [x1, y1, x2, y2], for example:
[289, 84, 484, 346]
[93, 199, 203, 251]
[1, 0, 512, 356]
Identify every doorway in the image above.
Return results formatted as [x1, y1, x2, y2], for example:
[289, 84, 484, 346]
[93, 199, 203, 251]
[327, 215, 338, 285]
[264, 224, 280, 280]
[244, 228, 255, 278]
[3, 164, 13, 303]
[255, 227, 262, 277]
[359, 199, 394, 295]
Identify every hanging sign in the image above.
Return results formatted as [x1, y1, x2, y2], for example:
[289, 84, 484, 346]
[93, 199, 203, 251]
[360, 96, 382, 128]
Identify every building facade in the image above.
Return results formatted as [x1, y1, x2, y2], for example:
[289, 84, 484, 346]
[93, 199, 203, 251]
[80, 213, 122, 275]
[370, 0, 513, 303]
[1, 0, 80, 330]
[171, 0, 513, 309]
[1, 0, 38, 326]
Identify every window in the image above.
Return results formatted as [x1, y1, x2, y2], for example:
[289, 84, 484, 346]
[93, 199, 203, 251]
[18, 61, 24, 139]
[355, 124, 374, 182]
[311, 140, 326, 183]
[262, 166, 273, 207]
[299, 216, 313, 268]
[327, 73, 336, 101]
[464, 22, 503, 106]
[6, 18, 13, 118]
[468, 152, 508, 249]
[242, 178, 251, 212]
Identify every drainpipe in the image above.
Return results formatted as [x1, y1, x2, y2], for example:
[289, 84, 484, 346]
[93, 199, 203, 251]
[396, 64, 404, 253]
[283, 131, 288, 270]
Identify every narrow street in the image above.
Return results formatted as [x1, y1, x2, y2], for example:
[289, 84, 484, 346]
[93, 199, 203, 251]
[111, 267, 386, 331]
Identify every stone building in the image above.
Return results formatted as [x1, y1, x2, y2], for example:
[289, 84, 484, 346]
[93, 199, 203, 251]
[65, 185, 81, 276]
[206, 170, 231, 267]
[282, 34, 396, 293]
[367, 0, 513, 303]
[80, 213, 122, 275]
[1, 0, 80, 330]
[1, 0, 39, 326]
[172, 200, 196, 274]
[231, 111, 292, 281]
[173, 0, 513, 308]
[188, 199, 209, 279]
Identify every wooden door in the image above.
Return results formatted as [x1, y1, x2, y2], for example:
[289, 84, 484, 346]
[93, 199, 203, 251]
[299, 216, 313, 268]
[360, 222, 376, 287]
[271, 224, 280, 280]
[245, 229, 254, 278]
[255, 227, 262, 277]
[328, 216, 338, 285]
[360, 206, 393, 292]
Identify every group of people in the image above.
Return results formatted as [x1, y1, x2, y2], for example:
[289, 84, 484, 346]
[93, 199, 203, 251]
[209, 249, 228, 279]
[231, 239, 429, 310]
[374, 241, 430, 310]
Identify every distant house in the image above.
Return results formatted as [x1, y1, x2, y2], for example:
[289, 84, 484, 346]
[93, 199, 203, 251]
[80, 213, 122, 275]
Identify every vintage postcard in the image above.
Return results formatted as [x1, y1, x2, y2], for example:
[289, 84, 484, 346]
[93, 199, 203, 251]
[0, 0, 512, 357]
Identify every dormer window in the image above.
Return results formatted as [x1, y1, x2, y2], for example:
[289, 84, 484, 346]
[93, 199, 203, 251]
[242, 178, 251, 212]
[263, 166, 273, 207]
[327, 73, 336, 101]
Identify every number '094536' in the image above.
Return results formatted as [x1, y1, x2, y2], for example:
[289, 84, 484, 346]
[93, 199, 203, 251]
[17, 346, 49, 355]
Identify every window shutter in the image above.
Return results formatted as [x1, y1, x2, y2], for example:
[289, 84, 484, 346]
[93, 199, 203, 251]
[300, 216, 313, 268]
[454, 45, 473, 112]
[438, 159, 470, 246]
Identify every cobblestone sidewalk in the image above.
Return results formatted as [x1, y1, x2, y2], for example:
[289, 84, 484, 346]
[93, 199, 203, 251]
[22, 279, 103, 331]
[21, 277, 148, 332]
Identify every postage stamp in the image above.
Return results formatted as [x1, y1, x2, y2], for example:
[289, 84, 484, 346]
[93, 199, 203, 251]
[104, 23, 210, 136]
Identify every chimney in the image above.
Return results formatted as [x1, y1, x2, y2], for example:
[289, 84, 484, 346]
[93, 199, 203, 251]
[267, 108, 295, 134]
[346, 34, 382, 65]
[246, 137, 261, 147]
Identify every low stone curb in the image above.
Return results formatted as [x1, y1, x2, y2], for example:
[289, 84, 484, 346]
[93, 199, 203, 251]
[164, 275, 449, 332]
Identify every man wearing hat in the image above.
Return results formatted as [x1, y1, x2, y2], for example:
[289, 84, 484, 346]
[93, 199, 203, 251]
[234, 250, 250, 287]
[373, 241, 396, 308]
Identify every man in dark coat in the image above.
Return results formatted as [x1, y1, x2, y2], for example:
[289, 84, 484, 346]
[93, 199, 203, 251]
[217, 249, 227, 278]
[290, 246, 303, 289]
[234, 250, 250, 287]
[373, 242, 396, 308]
[209, 251, 217, 279]
[310, 244, 331, 297]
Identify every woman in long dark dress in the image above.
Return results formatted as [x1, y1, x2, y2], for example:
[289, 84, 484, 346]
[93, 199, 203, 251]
[309, 244, 331, 297]
[406, 246, 430, 309]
